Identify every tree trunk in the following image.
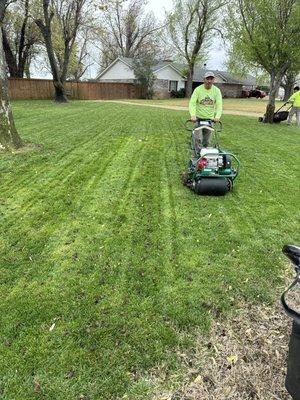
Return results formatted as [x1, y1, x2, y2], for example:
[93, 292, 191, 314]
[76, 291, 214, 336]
[2, 29, 31, 78]
[186, 65, 194, 98]
[283, 76, 295, 102]
[24, 62, 30, 78]
[265, 103, 275, 123]
[53, 80, 68, 102]
[44, 34, 68, 103]
[264, 73, 281, 123]
[0, 27, 23, 150]
[2, 28, 19, 77]
[16, 55, 27, 78]
[35, 20, 68, 103]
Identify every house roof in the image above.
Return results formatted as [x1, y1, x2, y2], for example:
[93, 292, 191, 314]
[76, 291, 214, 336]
[117, 57, 134, 67]
[241, 74, 270, 87]
[97, 57, 185, 79]
[242, 74, 257, 86]
[96, 57, 130, 79]
[172, 63, 246, 84]
[118, 57, 184, 75]
[152, 62, 186, 76]
[97, 57, 267, 87]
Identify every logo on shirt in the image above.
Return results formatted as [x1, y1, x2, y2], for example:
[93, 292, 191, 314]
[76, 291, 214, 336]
[200, 96, 214, 106]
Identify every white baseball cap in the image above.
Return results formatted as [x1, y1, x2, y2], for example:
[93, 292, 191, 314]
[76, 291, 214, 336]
[204, 71, 215, 78]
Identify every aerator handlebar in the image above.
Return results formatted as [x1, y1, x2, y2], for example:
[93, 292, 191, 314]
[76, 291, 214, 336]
[275, 102, 293, 113]
[185, 119, 222, 132]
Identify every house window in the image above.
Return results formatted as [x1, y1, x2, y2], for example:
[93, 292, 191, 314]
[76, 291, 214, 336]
[169, 80, 178, 92]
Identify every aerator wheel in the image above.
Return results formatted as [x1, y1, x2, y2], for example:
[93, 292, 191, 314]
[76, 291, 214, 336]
[181, 171, 192, 187]
[194, 178, 232, 196]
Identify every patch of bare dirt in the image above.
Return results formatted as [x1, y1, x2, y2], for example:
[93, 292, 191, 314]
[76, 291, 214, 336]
[154, 302, 292, 400]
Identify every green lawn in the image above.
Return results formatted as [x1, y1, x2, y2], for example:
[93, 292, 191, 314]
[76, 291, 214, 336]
[127, 97, 284, 113]
[0, 100, 299, 399]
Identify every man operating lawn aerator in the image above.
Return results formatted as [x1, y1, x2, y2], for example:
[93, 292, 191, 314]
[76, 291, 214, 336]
[183, 72, 239, 196]
[189, 71, 223, 150]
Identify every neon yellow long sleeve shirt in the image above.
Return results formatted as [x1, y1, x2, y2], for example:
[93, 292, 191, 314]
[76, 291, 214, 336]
[288, 90, 300, 107]
[189, 84, 222, 119]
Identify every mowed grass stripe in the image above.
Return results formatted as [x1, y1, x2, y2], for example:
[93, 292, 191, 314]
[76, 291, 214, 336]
[0, 136, 143, 284]
[0, 103, 136, 224]
[1, 104, 123, 195]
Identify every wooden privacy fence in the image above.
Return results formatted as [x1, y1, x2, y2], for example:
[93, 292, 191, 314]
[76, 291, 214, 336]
[8, 78, 144, 100]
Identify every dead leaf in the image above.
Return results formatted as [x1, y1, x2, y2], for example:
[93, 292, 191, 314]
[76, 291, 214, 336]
[194, 375, 203, 384]
[49, 322, 56, 332]
[34, 381, 41, 393]
[227, 355, 238, 365]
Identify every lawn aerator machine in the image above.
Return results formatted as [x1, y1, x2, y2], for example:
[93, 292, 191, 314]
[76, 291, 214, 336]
[258, 102, 292, 123]
[182, 119, 240, 196]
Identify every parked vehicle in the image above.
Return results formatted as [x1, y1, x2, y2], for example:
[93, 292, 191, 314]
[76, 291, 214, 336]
[241, 89, 250, 98]
[248, 89, 267, 98]
[241, 88, 267, 98]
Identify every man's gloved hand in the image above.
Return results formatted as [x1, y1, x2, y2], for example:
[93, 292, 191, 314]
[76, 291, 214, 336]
[190, 116, 197, 123]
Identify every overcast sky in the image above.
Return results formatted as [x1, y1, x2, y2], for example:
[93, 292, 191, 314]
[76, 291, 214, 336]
[146, 0, 173, 15]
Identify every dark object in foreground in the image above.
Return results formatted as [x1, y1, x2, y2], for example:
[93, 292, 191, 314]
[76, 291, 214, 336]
[282, 244, 300, 400]
[259, 102, 292, 123]
[182, 120, 240, 196]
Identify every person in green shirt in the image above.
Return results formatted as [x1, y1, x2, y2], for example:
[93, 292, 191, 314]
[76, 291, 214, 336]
[287, 86, 300, 126]
[189, 71, 223, 150]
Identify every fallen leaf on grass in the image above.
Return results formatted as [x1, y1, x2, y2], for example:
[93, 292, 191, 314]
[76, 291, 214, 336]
[49, 323, 56, 332]
[34, 381, 41, 392]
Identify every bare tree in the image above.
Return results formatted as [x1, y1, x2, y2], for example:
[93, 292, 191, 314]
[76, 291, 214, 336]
[166, 0, 226, 97]
[98, 0, 164, 68]
[67, 26, 93, 80]
[2, 0, 40, 78]
[0, 0, 23, 151]
[34, 0, 88, 102]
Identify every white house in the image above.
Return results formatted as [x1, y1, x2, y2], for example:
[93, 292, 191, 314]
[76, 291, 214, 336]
[96, 57, 267, 98]
[97, 57, 186, 98]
